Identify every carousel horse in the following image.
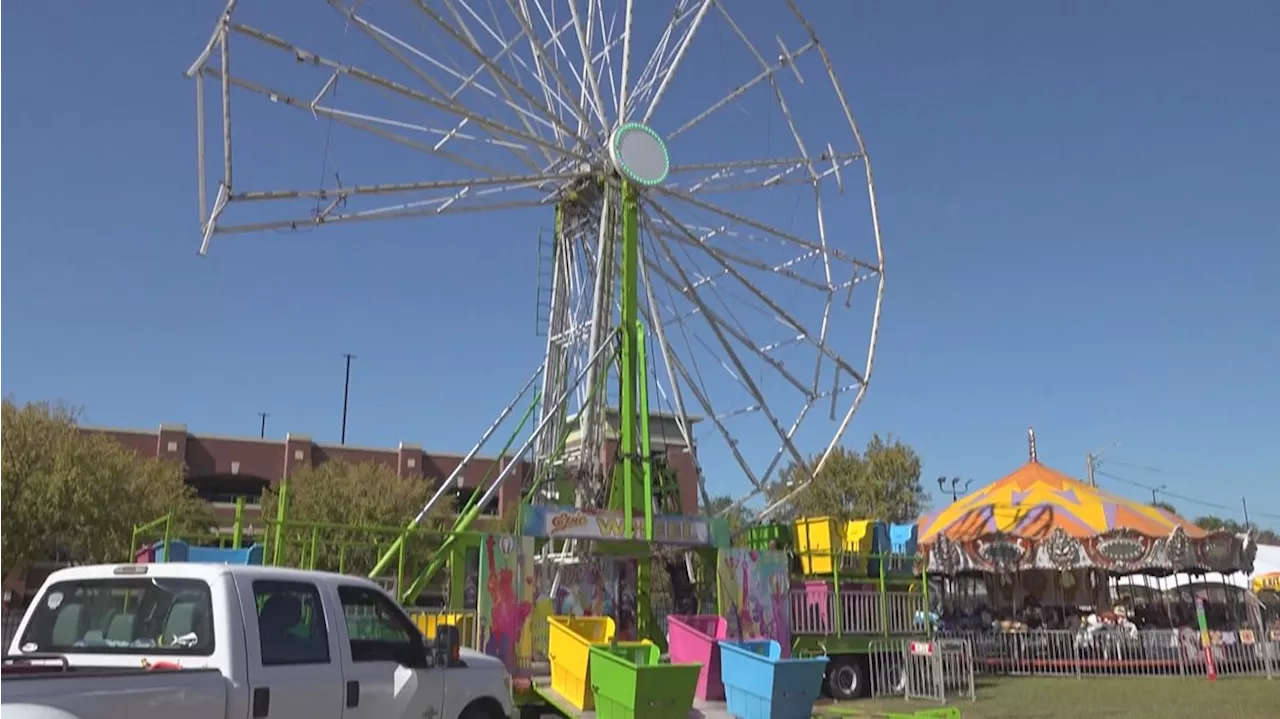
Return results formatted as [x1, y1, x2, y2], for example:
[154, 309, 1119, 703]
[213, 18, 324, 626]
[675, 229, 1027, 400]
[993, 617, 1029, 633]
[914, 608, 941, 630]
[1075, 605, 1138, 655]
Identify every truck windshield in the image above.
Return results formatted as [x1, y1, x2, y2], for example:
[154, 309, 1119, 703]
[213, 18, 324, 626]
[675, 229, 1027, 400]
[17, 578, 215, 656]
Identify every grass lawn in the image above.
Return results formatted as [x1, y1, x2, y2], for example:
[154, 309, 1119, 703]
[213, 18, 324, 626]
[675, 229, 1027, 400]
[817, 676, 1278, 719]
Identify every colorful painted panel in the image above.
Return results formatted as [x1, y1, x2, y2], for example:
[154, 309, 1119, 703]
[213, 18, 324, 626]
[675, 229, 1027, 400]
[716, 549, 791, 656]
[476, 534, 536, 672]
[532, 557, 637, 640]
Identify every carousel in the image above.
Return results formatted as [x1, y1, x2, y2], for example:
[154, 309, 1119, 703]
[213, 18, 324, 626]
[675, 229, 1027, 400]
[918, 429, 1262, 675]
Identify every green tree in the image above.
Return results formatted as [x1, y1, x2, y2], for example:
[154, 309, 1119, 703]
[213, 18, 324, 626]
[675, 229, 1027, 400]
[704, 494, 750, 537]
[766, 434, 927, 524]
[1, 399, 209, 573]
[1150, 500, 1179, 515]
[1194, 515, 1247, 533]
[59, 444, 212, 564]
[1192, 515, 1280, 544]
[260, 459, 453, 574]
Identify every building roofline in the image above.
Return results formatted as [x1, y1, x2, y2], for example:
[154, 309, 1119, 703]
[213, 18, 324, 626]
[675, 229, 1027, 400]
[79, 424, 518, 463]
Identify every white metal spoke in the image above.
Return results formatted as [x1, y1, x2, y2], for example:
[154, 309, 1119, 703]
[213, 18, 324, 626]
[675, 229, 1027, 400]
[647, 196, 868, 386]
[328, 1, 544, 170]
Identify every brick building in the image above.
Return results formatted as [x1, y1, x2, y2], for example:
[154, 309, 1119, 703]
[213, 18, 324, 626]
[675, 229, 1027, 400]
[82, 411, 702, 527]
[1, 416, 703, 607]
[81, 424, 519, 528]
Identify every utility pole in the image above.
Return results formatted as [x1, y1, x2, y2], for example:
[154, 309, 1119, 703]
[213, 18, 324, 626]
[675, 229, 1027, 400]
[341, 353, 356, 445]
[1085, 441, 1121, 488]
[257, 412, 269, 439]
[1242, 497, 1251, 529]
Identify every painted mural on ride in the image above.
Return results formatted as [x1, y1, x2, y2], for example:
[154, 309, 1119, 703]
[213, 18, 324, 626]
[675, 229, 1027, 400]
[716, 549, 793, 656]
[477, 534, 537, 671]
[474, 531, 798, 672]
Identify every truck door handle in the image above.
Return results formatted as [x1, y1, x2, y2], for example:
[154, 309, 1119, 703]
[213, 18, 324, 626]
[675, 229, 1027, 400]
[252, 687, 270, 718]
[346, 680, 360, 707]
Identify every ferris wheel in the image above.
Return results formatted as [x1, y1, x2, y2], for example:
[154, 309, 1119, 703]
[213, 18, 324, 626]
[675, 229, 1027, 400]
[186, 0, 886, 530]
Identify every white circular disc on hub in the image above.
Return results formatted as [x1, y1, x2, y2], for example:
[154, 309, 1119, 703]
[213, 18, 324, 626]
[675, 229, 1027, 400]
[609, 123, 670, 186]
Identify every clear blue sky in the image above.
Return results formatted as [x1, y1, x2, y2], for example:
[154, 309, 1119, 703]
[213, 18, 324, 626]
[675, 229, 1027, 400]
[4, 2, 1278, 529]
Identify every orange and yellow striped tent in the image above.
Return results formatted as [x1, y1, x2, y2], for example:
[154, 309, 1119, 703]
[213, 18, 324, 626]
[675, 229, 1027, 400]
[918, 460, 1205, 545]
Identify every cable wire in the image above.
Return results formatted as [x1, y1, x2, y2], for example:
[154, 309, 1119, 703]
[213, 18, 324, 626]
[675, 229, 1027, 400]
[1094, 470, 1280, 522]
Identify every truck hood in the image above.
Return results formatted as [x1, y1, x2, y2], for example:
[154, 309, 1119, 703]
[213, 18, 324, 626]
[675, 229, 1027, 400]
[458, 648, 506, 671]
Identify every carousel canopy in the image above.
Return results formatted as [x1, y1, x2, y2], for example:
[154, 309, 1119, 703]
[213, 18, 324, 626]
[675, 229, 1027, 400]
[919, 460, 1203, 543]
[917, 431, 1254, 576]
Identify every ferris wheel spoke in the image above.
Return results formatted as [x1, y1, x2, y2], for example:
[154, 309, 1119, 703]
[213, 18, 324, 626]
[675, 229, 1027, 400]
[639, 0, 714, 125]
[224, 24, 588, 166]
[668, 153, 862, 196]
[645, 197, 868, 387]
[524, 0, 609, 139]
[646, 221, 832, 293]
[212, 197, 552, 236]
[201, 68, 515, 183]
[635, 302, 768, 494]
[646, 222, 813, 365]
[229, 171, 576, 204]
[565, 0, 612, 132]
[514, 0, 594, 152]
[430, 0, 583, 140]
[329, 2, 545, 171]
[423, 1, 567, 168]
[665, 43, 816, 144]
[637, 246, 699, 457]
[497, 0, 609, 147]
[653, 185, 880, 277]
[641, 220, 817, 478]
[713, 3, 819, 185]
[641, 237, 815, 400]
[660, 313, 809, 497]
[623, 0, 690, 120]
[412, 0, 599, 152]
[615, 0, 636, 126]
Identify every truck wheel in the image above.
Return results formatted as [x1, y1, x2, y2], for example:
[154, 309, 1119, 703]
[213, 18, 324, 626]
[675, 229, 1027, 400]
[885, 660, 907, 694]
[460, 699, 507, 719]
[825, 655, 869, 700]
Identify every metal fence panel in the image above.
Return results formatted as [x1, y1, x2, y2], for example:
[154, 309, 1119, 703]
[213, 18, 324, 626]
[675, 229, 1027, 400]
[868, 637, 975, 703]
[868, 638, 908, 699]
[939, 628, 1277, 680]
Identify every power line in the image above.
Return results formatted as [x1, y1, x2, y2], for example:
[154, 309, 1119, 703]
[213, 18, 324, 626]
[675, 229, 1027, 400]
[1094, 470, 1280, 521]
[1105, 459, 1270, 486]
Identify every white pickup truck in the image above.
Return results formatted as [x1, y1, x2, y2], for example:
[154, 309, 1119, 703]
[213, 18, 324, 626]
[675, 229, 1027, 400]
[2, 563, 515, 719]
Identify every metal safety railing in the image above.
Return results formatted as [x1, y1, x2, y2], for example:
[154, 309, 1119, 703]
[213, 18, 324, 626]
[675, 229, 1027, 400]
[790, 588, 926, 635]
[938, 627, 1278, 679]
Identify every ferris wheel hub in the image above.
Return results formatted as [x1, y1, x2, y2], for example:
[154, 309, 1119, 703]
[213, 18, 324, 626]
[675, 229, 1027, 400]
[608, 122, 670, 187]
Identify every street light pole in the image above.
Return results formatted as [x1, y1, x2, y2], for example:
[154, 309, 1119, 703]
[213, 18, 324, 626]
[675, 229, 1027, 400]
[257, 412, 269, 438]
[341, 353, 356, 445]
[936, 476, 974, 504]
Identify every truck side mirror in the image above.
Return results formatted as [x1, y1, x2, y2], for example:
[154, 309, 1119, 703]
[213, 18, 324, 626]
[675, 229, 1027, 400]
[434, 624, 461, 668]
